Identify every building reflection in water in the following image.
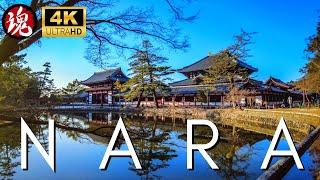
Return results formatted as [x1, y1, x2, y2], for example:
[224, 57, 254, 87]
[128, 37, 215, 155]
[0, 111, 317, 179]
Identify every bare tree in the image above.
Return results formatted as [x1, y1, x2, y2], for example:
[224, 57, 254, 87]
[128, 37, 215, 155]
[0, 0, 197, 67]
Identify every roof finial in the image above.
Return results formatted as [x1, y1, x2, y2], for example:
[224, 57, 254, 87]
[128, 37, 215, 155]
[208, 52, 213, 56]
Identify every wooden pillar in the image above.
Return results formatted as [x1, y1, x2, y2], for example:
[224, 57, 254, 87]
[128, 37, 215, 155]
[232, 126, 236, 136]
[100, 92, 103, 105]
[172, 117, 176, 130]
[221, 94, 224, 108]
[207, 93, 210, 107]
[214, 95, 217, 106]
[172, 95, 176, 107]
[265, 94, 268, 109]
[111, 91, 114, 104]
[107, 91, 112, 105]
[145, 97, 148, 107]
[194, 95, 197, 106]
[182, 95, 185, 106]
[91, 93, 94, 104]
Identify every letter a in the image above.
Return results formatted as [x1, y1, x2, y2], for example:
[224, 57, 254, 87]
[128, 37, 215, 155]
[100, 117, 141, 170]
[187, 120, 219, 169]
[261, 117, 303, 169]
[21, 117, 55, 171]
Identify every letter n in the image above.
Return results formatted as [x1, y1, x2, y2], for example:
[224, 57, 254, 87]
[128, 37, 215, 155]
[21, 117, 55, 171]
[261, 117, 303, 169]
[187, 119, 219, 169]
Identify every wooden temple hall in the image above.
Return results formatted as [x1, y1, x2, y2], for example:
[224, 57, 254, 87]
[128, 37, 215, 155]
[82, 68, 129, 105]
[81, 55, 304, 108]
[167, 55, 302, 108]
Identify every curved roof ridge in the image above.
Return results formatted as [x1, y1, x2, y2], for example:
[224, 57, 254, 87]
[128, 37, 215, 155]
[94, 67, 121, 74]
[177, 55, 210, 72]
[177, 54, 258, 73]
[81, 67, 128, 85]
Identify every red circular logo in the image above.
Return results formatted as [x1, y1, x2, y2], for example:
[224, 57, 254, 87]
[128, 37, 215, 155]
[2, 4, 37, 39]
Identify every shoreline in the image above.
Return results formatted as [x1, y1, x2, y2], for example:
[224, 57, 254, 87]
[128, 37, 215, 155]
[51, 106, 320, 126]
[0, 106, 319, 179]
[1, 106, 319, 127]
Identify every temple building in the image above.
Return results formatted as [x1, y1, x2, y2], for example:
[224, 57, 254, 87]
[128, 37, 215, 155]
[262, 77, 302, 106]
[81, 68, 129, 105]
[167, 54, 303, 108]
[80, 54, 305, 108]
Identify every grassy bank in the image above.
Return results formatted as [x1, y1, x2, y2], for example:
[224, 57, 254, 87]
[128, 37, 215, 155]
[264, 108, 320, 116]
[142, 107, 320, 127]
[1, 106, 319, 127]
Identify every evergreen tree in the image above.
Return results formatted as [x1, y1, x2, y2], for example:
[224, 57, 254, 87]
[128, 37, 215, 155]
[296, 18, 320, 103]
[62, 79, 85, 103]
[35, 62, 55, 98]
[0, 55, 38, 106]
[23, 73, 41, 106]
[0, 58, 56, 107]
[203, 30, 255, 108]
[120, 40, 173, 108]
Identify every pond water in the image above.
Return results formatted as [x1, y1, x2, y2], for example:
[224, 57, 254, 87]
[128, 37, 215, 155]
[0, 112, 318, 179]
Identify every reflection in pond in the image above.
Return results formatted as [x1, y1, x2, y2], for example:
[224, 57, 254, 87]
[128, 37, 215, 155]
[0, 125, 20, 179]
[0, 111, 318, 179]
[309, 137, 320, 179]
[0, 122, 49, 179]
[128, 118, 177, 179]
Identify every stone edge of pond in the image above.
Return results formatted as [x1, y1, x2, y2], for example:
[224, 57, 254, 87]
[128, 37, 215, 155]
[257, 126, 320, 180]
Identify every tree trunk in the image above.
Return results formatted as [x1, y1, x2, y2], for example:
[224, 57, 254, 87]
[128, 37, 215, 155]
[317, 93, 320, 108]
[136, 89, 144, 108]
[230, 78, 236, 109]
[153, 89, 159, 108]
[232, 99, 236, 109]
[221, 94, 224, 108]
[306, 93, 310, 108]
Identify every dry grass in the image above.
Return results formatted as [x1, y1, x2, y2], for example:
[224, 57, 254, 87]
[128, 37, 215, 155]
[242, 108, 320, 127]
[269, 108, 320, 116]
[142, 107, 320, 126]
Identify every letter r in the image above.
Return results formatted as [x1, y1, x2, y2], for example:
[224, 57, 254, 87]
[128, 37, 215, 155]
[187, 119, 219, 169]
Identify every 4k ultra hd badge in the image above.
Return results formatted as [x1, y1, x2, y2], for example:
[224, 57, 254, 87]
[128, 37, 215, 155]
[42, 7, 86, 37]
[2, 4, 37, 39]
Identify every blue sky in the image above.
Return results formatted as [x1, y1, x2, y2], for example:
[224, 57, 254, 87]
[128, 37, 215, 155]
[24, 0, 320, 88]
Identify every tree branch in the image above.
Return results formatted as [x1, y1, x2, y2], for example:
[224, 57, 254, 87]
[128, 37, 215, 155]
[164, 0, 198, 22]
[0, 0, 195, 66]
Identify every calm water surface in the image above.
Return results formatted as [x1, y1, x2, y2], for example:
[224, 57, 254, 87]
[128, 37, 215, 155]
[0, 112, 318, 179]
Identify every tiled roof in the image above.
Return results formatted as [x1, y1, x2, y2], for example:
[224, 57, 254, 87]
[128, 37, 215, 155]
[170, 84, 232, 95]
[266, 77, 291, 89]
[169, 79, 198, 86]
[170, 76, 259, 87]
[177, 55, 258, 73]
[288, 89, 302, 95]
[168, 76, 304, 96]
[169, 78, 295, 95]
[268, 86, 287, 93]
[170, 86, 199, 94]
[82, 68, 129, 85]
